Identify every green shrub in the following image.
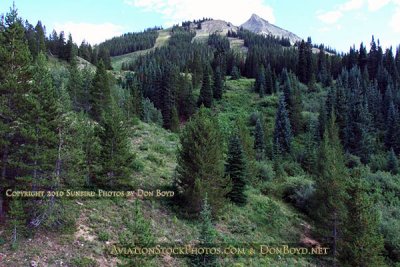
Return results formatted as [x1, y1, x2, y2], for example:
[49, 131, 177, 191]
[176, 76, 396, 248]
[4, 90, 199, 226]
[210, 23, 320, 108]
[132, 159, 144, 172]
[98, 231, 110, 241]
[281, 176, 315, 213]
[369, 153, 388, 172]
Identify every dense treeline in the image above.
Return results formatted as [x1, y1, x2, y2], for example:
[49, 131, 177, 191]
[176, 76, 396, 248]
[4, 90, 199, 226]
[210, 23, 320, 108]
[0, 7, 135, 247]
[2, 4, 400, 266]
[98, 29, 159, 57]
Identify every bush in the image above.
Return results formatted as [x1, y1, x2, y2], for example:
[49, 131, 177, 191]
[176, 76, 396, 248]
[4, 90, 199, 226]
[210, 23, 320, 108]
[256, 161, 275, 181]
[369, 153, 388, 172]
[98, 231, 110, 241]
[142, 98, 163, 126]
[132, 159, 144, 172]
[281, 176, 315, 213]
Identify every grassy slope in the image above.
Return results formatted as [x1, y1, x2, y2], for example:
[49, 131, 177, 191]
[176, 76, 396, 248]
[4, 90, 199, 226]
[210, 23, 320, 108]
[111, 30, 171, 71]
[1, 78, 322, 267]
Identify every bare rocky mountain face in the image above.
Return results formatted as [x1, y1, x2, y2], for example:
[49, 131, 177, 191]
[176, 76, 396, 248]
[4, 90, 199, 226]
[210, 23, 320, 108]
[196, 20, 238, 35]
[240, 14, 302, 45]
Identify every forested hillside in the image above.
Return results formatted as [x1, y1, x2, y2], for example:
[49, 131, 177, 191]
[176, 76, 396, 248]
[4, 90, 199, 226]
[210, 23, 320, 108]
[1, 4, 400, 267]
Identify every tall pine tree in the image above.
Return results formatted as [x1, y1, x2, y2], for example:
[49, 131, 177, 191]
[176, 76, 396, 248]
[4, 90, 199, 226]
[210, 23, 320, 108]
[175, 107, 228, 215]
[314, 112, 349, 267]
[226, 134, 247, 205]
[273, 95, 292, 156]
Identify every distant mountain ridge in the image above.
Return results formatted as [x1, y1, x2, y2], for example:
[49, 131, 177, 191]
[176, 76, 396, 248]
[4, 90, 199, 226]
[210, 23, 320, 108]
[240, 14, 302, 44]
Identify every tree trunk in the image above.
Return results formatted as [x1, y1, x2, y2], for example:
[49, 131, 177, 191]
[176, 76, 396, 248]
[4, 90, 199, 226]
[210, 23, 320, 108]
[0, 145, 9, 218]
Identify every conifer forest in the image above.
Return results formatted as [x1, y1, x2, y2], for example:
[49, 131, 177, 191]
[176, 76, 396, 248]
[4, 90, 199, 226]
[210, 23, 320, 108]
[0, 3, 400, 267]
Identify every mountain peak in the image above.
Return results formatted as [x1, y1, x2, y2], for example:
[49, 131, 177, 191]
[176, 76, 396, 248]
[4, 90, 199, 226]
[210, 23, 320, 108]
[241, 14, 302, 45]
[250, 13, 266, 22]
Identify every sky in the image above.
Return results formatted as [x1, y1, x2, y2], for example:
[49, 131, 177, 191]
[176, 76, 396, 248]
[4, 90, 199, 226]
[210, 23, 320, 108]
[0, 0, 399, 52]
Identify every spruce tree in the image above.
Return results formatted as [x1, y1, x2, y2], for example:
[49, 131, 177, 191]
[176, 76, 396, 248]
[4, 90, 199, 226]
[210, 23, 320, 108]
[255, 65, 266, 97]
[67, 60, 83, 111]
[161, 64, 177, 129]
[265, 64, 274, 95]
[226, 134, 247, 205]
[385, 101, 400, 154]
[231, 65, 240, 80]
[341, 172, 385, 267]
[314, 112, 349, 266]
[97, 99, 135, 189]
[254, 118, 265, 161]
[175, 107, 228, 215]
[192, 195, 217, 267]
[34, 21, 46, 56]
[170, 106, 180, 132]
[0, 6, 33, 218]
[298, 40, 308, 83]
[303, 118, 319, 174]
[177, 73, 196, 121]
[89, 60, 111, 121]
[119, 200, 155, 266]
[8, 198, 27, 248]
[212, 66, 223, 100]
[387, 148, 399, 175]
[273, 95, 292, 156]
[198, 66, 213, 108]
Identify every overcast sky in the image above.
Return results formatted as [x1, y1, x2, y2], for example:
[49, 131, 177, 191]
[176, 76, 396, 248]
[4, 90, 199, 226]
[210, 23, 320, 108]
[1, 0, 399, 52]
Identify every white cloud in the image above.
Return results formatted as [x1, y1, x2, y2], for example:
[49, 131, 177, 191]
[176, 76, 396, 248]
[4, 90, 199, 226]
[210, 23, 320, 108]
[390, 6, 400, 32]
[340, 0, 364, 11]
[124, 0, 275, 26]
[53, 22, 124, 45]
[317, 10, 343, 24]
[367, 0, 391, 11]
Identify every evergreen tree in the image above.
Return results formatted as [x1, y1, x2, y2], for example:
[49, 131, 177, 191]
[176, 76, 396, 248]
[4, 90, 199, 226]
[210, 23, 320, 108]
[170, 106, 180, 132]
[255, 65, 266, 97]
[265, 64, 274, 94]
[66, 60, 83, 111]
[130, 77, 143, 119]
[314, 112, 349, 267]
[298, 40, 308, 83]
[0, 6, 33, 218]
[281, 70, 303, 134]
[177, 73, 196, 121]
[273, 95, 292, 156]
[34, 21, 46, 56]
[175, 107, 228, 215]
[302, 118, 319, 174]
[97, 99, 135, 189]
[192, 195, 217, 267]
[226, 134, 247, 205]
[341, 172, 385, 267]
[254, 118, 265, 161]
[119, 200, 155, 266]
[161, 64, 178, 129]
[385, 101, 400, 154]
[89, 60, 110, 121]
[387, 148, 399, 175]
[8, 198, 27, 247]
[212, 66, 223, 100]
[198, 66, 213, 108]
[231, 65, 241, 80]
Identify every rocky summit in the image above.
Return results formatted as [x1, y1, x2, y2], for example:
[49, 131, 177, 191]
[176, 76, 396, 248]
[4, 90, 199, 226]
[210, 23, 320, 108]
[241, 14, 302, 44]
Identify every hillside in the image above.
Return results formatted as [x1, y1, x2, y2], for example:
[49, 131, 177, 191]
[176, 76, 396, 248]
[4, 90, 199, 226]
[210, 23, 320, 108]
[1, 79, 322, 267]
[1, 4, 399, 267]
[111, 29, 171, 70]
